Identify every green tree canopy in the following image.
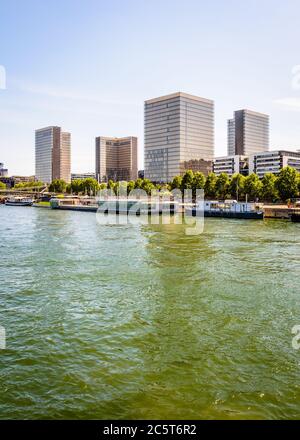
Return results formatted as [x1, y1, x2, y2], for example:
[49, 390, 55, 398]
[228, 173, 245, 200]
[180, 170, 194, 191]
[204, 172, 217, 199]
[49, 179, 67, 193]
[261, 173, 278, 202]
[215, 173, 230, 200]
[275, 166, 299, 201]
[170, 175, 182, 190]
[244, 173, 263, 201]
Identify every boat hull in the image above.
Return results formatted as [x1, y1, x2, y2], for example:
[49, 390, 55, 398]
[5, 201, 33, 206]
[186, 209, 263, 219]
[291, 214, 300, 223]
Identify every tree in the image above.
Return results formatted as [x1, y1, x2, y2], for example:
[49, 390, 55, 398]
[204, 172, 217, 199]
[127, 181, 135, 195]
[261, 173, 278, 202]
[275, 166, 299, 201]
[80, 178, 99, 195]
[107, 180, 115, 192]
[215, 173, 230, 200]
[134, 178, 144, 189]
[228, 173, 245, 200]
[49, 179, 67, 193]
[244, 173, 263, 201]
[69, 179, 82, 194]
[0, 181, 6, 189]
[170, 175, 182, 190]
[180, 170, 194, 191]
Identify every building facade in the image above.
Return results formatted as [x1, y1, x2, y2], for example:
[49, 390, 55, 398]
[95, 136, 138, 182]
[213, 155, 249, 176]
[71, 172, 96, 181]
[144, 92, 214, 182]
[249, 150, 300, 177]
[227, 119, 235, 156]
[228, 109, 269, 156]
[35, 126, 71, 183]
[0, 163, 8, 177]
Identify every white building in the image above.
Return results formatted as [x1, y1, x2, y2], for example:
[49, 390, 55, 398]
[35, 126, 71, 184]
[144, 92, 214, 182]
[71, 173, 95, 181]
[227, 109, 269, 156]
[249, 150, 300, 177]
[227, 119, 235, 156]
[213, 155, 249, 176]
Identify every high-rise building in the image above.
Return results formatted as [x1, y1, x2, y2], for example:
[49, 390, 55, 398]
[249, 150, 300, 177]
[228, 109, 269, 156]
[35, 126, 71, 183]
[0, 163, 8, 177]
[144, 92, 214, 182]
[95, 136, 138, 182]
[227, 118, 235, 156]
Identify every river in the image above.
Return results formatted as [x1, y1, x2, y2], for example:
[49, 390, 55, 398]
[0, 205, 299, 419]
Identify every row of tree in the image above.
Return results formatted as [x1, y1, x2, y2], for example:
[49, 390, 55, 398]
[169, 167, 300, 202]
[46, 166, 300, 202]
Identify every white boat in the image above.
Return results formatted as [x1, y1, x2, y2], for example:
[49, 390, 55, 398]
[5, 196, 33, 206]
[97, 199, 179, 215]
[185, 200, 264, 219]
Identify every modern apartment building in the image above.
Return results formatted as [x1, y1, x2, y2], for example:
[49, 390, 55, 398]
[144, 92, 214, 182]
[249, 150, 300, 177]
[0, 162, 8, 177]
[228, 109, 269, 156]
[213, 155, 249, 176]
[227, 119, 235, 156]
[71, 172, 96, 181]
[95, 136, 138, 182]
[35, 126, 71, 183]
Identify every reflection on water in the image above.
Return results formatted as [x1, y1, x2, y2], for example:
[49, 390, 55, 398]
[0, 206, 299, 419]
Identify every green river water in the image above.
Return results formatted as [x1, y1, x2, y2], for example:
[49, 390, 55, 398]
[0, 205, 300, 419]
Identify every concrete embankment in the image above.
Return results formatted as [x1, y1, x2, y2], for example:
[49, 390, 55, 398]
[263, 205, 300, 219]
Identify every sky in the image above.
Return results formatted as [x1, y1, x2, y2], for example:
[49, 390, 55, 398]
[0, 0, 300, 175]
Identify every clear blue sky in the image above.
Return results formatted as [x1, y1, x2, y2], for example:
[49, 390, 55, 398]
[1, 0, 300, 175]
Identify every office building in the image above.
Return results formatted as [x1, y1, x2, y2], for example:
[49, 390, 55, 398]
[71, 172, 95, 181]
[227, 119, 235, 156]
[144, 92, 214, 182]
[228, 109, 269, 156]
[0, 163, 8, 177]
[35, 126, 71, 183]
[95, 136, 138, 182]
[249, 150, 300, 177]
[213, 155, 249, 176]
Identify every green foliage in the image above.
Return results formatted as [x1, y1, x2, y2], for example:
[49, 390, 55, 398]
[275, 166, 299, 201]
[261, 173, 278, 202]
[14, 181, 44, 189]
[170, 175, 182, 190]
[228, 173, 245, 200]
[215, 173, 230, 199]
[80, 178, 99, 195]
[61, 169, 300, 203]
[0, 181, 6, 189]
[180, 170, 194, 191]
[244, 173, 263, 201]
[204, 173, 217, 199]
[49, 179, 67, 193]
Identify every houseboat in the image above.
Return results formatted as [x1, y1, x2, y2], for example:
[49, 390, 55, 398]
[97, 199, 179, 215]
[5, 196, 33, 206]
[185, 200, 264, 219]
